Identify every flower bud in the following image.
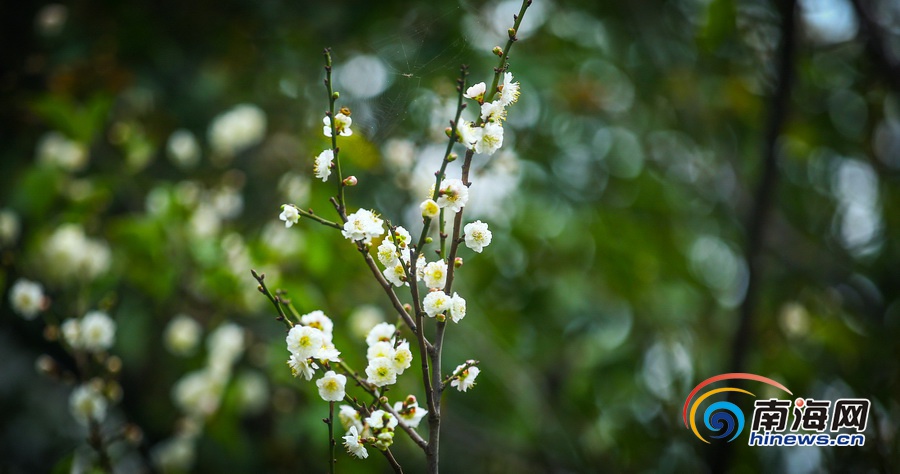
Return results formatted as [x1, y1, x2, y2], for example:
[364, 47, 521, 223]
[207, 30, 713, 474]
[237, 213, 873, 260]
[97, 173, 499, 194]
[43, 325, 59, 342]
[35, 354, 57, 376]
[444, 127, 453, 138]
[343, 176, 358, 186]
[425, 237, 433, 244]
[436, 313, 446, 322]
[332, 91, 340, 100]
[454, 257, 463, 268]
[447, 153, 458, 162]
[124, 424, 144, 445]
[492, 46, 503, 56]
[508, 28, 516, 39]
[106, 355, 123, 374]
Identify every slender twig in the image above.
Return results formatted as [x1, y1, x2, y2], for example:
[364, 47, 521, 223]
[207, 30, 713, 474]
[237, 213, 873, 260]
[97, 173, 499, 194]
[323, 49, 346, 216]
[251, 269, 293, 328]
[285, 204, 343, 230]
[87, 420, 113, 473]
[381, 448, 404, 474]
[327, 402, 336, 474]
[353, 240, 418, 334]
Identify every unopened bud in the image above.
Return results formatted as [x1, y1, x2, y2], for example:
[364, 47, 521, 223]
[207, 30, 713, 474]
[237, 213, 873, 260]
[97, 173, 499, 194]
[447, 153, 458, 162]
[403, 304, 412, 313]
[343, 176, 358, 186]
[43, 325, 59, 342]
[35, 354, 56, 376]
[492, 46, 503, 56]
[379, 396, 389, 405]
[444, 127, 453, 138]
[454, 257, 463, 268]
[436, 313, 446, 322]
[124, 424, 144, 445]
[332, 91, 340, 100]
[106, 356, 123, 374]
[508, 28, 516, 39]
[425, 237, 433, 244]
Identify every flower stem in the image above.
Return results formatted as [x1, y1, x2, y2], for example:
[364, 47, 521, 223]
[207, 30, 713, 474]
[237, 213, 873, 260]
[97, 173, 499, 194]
[323, 48, 346, 216]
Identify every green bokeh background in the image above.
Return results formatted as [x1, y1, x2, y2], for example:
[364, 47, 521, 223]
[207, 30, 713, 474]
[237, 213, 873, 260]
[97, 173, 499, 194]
[1, 0, 898, 472]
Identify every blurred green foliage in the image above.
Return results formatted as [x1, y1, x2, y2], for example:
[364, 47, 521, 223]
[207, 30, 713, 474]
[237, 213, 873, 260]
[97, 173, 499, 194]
[2, 0, 899, 472]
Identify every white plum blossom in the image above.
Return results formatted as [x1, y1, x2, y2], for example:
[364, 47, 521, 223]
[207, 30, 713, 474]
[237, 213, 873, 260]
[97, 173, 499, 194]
[365, 356, 398, 387]
[366, 322, 396, 347]
[0, 209, 21, 246]
[343, 425, 368, 459]
[339, 405, 364, 433]
[393, 397, 427, 428]
[498, 72, 521, 106]
[300, 310, 333, 341]
[464, 220, 493, 253]
[366, 409, 398, 430]
[279, 204, 301, 228]
[450, 364, 480, 392]
[151, 435, 196, 473]
[464, 82, 486, 102]
[480, 100, 506, 123]
[286, 325, 325, 360]
[392, 340, 413, 374]
[316, 370, 347, 402]
[383, 263, 407, 287]
[420, 198, 440, 218]
[37, 131, 87, 172]
[314, 149, 334, 181]
[367, 341, 395, 361]
[377, 240, 400, 268]
[316, 341, 341, 363]
[475, 121, 504, 156]
[436, 179, 469, 212]
[450, 292, 467, 323]
[80, 311, 115, 352]
[61, 319, 82, 349]
[207, 323, 245, 367]
[423, 291, 451, 318]
[69, 382, 107, 426]
[423, 260, 447, 289]
[166, 129, 201, 169]
[323, 113, 353, 137]
[43, 224, 111, 281]
[387, 226, 412, 248]
[341, 209, 384, 244]
[457, 120, 482, 150]
[172, 369, 225, 417]
[208, 104, 267, 158]
[288, 354, 318, 380]
[9, 278, 45, 320]
[164, 314, 202, 356]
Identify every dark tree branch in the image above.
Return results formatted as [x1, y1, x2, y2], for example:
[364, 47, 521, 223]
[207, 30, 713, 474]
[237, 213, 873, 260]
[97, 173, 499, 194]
[711, 0, 798, 471]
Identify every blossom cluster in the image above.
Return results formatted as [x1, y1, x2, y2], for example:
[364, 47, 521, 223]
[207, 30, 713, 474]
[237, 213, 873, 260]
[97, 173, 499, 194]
[458, 72, 520, 156]
[61, 310, 116, 352]
[363, 322, 413, 387]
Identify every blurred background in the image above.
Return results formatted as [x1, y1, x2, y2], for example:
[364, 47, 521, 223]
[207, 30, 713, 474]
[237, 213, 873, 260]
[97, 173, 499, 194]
[1, 0, 898, 472]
